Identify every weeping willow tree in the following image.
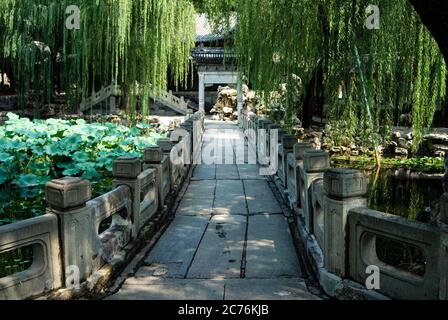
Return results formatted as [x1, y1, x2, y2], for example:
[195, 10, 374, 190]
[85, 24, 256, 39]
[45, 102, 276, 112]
[192, 0, 235, 24]
[233, 0, 447, 151]
[0, 0, 196, 119]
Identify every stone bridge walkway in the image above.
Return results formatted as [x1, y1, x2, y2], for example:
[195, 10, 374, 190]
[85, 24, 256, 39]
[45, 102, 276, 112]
[108, 121, 319, 300]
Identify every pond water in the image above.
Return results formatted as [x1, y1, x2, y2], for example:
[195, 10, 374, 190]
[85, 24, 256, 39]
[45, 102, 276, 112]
[333, 162, 444, 278]
[366, 170, 443, 221]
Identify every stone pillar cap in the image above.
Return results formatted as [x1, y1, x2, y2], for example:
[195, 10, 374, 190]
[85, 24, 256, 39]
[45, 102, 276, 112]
[50, 177, 84, 186]
[324, 168, 368, 199]
[282, 135, 297, 149]
[113, 157, 142, 179]
[303, 150, 330, 173]
[294, 143, 314, 160]
[45, 177, 91, 210]
[144, 146, 163, 163]
[157, 138, 174, 152]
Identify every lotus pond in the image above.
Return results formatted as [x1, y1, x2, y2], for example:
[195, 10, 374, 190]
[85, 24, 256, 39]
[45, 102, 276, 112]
[0, 113, 168, 277]
[0, 113, 167, 226]
[0, 112, 165, 219]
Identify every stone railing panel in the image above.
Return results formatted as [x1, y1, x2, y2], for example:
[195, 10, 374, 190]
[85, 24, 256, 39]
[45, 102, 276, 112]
[112, 157, 142, 238]
[144, 147, 170, 209]
[348, 207, 440, 300]
[112, 157, 158, 236]
[138, 169, 159, 227]
[0, 215, 62, 300]
[286, 143, 314, 209]
[277, 135, 296, 189]
[311, 179, 326, 249]
[300, 150, 330, 232]
[88, 186, 133, 264]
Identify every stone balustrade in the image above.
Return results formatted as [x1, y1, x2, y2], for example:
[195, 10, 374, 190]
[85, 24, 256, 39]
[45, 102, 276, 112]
[0, 215, 62, 299]
[286, 143, 314, 209]
[0, 111, 204, 300]
[348, 207, 440, 300]
[240, 113, 448, 300]
[277, 135, 297, 189]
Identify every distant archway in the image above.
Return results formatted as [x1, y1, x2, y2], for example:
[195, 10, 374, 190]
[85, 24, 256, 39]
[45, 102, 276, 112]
[192, 47, 243, 116]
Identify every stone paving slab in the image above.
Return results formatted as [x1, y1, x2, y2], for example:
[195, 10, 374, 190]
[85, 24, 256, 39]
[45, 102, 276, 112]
[244, 180, 282, 214]
[183, 180, 216, 199]
[216, 165, 240, 180]
[110, 277, 319, 301]
[191, 165, 216, 180]
[187, 215, 247, 279]
[143, 216, 210, 278]
[245, 215, 301, 278]
[177, 197, 214, 216]
[237, 164, 266, 180]
[213, 180, 247, 215]
[224, 279, 320, 300]
[108, 279, 225, 300]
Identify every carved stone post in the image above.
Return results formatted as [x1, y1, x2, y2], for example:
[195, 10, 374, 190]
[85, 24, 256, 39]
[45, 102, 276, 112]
[113, 157, 142, 238]
[278, 135, 297, 189]
[247, 114, 257, 153]
[300, 150, 331, 232]
[287, 142, 314, 209]
[45, 177, 94, 282]
[157, 138, 175, 189]
[179, 120, 193, 173]
[143, 147, 170, 210]
[170, 130, 188, 183]
[266, 123, 279, 160]
[323, 168, 368, 277]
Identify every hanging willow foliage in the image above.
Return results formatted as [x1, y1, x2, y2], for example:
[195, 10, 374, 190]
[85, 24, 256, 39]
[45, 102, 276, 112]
[0, 0, 196, 118]
[232, 0, 446, 149]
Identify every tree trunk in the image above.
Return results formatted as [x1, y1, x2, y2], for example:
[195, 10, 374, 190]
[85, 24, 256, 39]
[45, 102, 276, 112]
[302, 67, 324, 128]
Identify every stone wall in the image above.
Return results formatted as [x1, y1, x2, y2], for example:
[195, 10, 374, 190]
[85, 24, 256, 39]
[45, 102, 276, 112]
[0, 111, 204, 300]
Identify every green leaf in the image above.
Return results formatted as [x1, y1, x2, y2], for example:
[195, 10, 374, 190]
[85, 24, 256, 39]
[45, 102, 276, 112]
[0, 152, 14, 162]
[62, 167, 82, 176]
[72, 151, 90, 163]
[13, 174, 50, 187]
